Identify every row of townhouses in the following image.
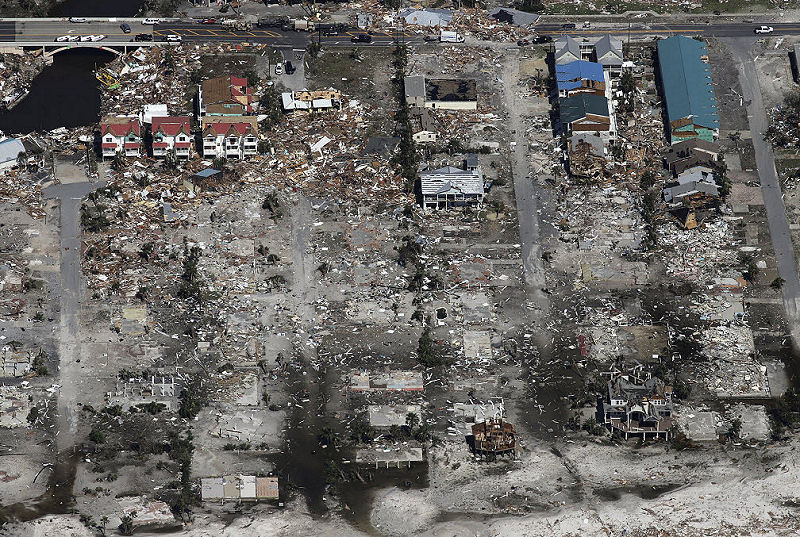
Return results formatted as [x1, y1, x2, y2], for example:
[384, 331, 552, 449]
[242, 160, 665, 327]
[100, 76, 260, 160]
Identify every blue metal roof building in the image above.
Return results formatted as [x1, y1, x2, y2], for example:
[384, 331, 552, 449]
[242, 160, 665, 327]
[556, 60, 606, 97]
[657, 36, 719, 143]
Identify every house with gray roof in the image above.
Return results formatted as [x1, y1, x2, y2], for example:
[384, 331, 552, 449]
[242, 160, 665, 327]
[554, 36, 582, 65]
[593, 34, 624, 70]
[404, 75, 426, 107]
[398, 8, 452, 27]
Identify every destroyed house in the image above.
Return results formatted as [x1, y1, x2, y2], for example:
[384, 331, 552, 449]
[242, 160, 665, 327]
[151, 116, 192, 159]
[1, 346, 34, 377]
[420, 165, 484, 210]
[425, 79, 477, 111]
[350, 371, 424, 392]
[664, 138, 719, 176]
[368, 405, 421, 428]
[100, 117, 141, 159]
[471, 418, 516, 455]
[554, 36, 582, 65]
[556, 60, 606, 97]
[199, 76, 252, 117]
[107, 374, 180, 411]
[281, 88, 341, 112]
[593, 34, 624, 70]
[558, 94, 610, 134]
[201, 116, 258, 159]
[568, 133, 606, 179]
[201, 475, 279, 501]
[602, 373, 673, 439]
[657, 36, 719, 143]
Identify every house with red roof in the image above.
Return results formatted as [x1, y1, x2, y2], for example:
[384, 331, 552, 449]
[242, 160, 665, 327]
[151, 116, 193, 159]
[200, 116, 258, 159]
[198, 76, 253, 117]
[100, 117, 141, 159]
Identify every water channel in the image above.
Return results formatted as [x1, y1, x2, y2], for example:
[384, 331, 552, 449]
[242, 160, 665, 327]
[0, 49, 115, 135]
[48, 0, 145, 17]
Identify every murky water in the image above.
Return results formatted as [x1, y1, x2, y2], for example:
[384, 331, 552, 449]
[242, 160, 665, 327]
[0, 49, 115, 135]
[48, 0, 145, 17]
[0, 450, 79, 524]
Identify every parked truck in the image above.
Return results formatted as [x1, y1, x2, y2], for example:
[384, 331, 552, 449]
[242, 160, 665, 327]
[222, 19, 254, 31]
[439, 30, 464, 43]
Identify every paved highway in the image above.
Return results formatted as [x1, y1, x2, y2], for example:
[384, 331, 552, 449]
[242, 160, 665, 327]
[0, 19, 422, 47]
[536, 21, 800, 38]
[1, 18, 800, 48]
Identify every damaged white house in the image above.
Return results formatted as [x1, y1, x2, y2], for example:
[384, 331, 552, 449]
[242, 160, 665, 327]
[420, 161, 484, 210]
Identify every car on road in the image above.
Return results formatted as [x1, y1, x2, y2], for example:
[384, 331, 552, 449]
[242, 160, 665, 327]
[55, 35, 77, 42]
[165, 34, 182, 42]
[68, 17, 87, 23]
[754, 25, 774, 34]
[285, 60, 295, 74]
[120, 23, 131, 33]
[275, 62, 283, 75]
[351, 34, 372, 43]
[143, 18, 160, 25]
[134, 33, 153, 41]
[561, 23, 576, 29]
[199, 18, 216, 24]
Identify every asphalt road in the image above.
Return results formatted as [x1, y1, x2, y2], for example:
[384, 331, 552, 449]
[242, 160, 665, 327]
[725, 38, 800, 342]
[0, 19, 423, 47]
[3, 18, 800, 47]
[536, 22, 800, 38]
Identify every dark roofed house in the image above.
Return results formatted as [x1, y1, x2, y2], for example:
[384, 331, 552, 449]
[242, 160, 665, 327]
[602, 366, 673, 440]
[657, 36, 719, 143]
[363, 136, 400, 157]
[488, 7, 539, 27]
[425, 79, 477, 110]
[559, 94, 611, 134]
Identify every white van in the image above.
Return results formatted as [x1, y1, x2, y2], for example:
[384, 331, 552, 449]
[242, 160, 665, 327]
[440, 30, 464, 43]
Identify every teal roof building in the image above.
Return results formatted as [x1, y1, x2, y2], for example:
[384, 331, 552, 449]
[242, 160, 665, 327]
[657, 36, 719, 144]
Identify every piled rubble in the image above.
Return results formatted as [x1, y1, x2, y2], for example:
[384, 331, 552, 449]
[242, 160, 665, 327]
[0, 51, 48, 110]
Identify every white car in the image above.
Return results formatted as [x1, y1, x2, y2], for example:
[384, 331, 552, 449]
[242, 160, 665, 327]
[754, 25, 774, 34]
[274, 62, 283, 75]
[143, 18, 160, 25]
[166, 34, 182, 42]
[68, 17, 87, 23]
